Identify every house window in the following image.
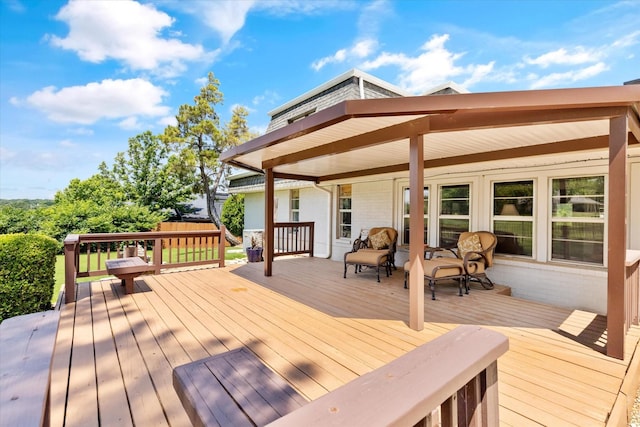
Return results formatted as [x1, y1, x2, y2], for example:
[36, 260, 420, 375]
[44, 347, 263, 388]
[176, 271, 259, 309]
[550, 176, 605, 264]
[402, 186, 428, 245]
[338, 184, 352, 238]
[290, 189, 299, 222]
[439, 184, 470, 247]
[492, 180, 534, 256]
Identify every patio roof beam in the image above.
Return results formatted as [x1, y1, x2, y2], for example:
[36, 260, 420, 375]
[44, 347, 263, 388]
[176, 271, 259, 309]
[272, 172, 319, 183]
[262, 116, 432, 170]
[428, 106, 629, 133]
[317, 134, 611, 182]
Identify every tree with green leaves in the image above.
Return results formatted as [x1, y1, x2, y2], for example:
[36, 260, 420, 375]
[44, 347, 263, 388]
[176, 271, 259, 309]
[41, 174, 165, 243]
[103, 131, 195, 217]
[162, 72, 255, 245]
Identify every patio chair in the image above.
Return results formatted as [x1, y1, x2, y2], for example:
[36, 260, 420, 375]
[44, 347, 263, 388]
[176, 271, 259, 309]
[344, 227, 398, 282]
[404, 259, 467, 300]
[425, 231, 497, 292]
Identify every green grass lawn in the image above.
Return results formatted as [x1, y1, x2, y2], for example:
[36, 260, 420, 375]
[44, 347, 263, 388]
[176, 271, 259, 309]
[52, 245, 247, 305]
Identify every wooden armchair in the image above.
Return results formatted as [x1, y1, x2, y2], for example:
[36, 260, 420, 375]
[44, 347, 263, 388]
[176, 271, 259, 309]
[426, 231, 497, 292]
[344, 227, 398, 282]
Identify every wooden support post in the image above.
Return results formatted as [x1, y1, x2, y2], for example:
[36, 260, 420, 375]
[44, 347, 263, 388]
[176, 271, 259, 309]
[607, 114, 628, 359]
[409, 133, 426, 330]
[264, 168, 275, 276]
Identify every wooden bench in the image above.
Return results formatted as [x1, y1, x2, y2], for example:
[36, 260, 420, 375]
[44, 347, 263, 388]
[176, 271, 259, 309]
[0, 310, 61, 427]
[173, 326, 508, 427]
[105, 257, 153, 294]
[173, 347, 307, 427]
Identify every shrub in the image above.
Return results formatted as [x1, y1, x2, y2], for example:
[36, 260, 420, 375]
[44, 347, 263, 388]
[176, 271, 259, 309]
[221, 194, 244, 237]
[0, 233, 59, 322]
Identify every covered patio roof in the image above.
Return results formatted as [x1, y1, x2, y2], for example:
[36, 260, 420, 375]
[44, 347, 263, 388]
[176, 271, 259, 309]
[221, 84, 640, 358]
[221, 86, 640, 182]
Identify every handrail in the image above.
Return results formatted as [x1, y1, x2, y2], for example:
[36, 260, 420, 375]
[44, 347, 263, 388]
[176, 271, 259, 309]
[63, 228, 226, 303]
[273, 222, 314, 257]
[266, 325, 509, 427]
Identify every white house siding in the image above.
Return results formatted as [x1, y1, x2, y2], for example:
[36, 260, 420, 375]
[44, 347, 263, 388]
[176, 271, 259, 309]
[233, 148, 639, 315]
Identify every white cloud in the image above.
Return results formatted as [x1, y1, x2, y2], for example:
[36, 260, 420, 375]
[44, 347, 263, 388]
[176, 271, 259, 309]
[252, 90, 280, 106]
[177, 0, 353, 45]
[360, 34, 495, 93]
[158, 116, 177, 127]
[195, 76, 209, 86]
[48, 0, 205, 77]
[118, 117, 143, 130]
[611, 30, 640, 48]
[199, 0, 256, 44]
[59, 139, 77, 148]
[524, 47, 603, 68]
[312, 38, 378, 71]
[529, 62, 609, 89]
[461, 62, 496, 88]
[25, 78, 170, 124]
[9, 97, 21, 106]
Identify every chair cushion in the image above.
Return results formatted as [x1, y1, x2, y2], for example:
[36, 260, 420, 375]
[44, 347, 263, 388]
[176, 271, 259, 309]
[421, 259, 465, 278]
[404, 259, 465, 278]
[458, 233, 482, 260]
[345, 250, 388, 266]
[369, 230, 391, 250]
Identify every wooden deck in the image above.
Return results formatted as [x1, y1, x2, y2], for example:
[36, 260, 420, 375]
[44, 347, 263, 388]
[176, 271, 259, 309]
[51, 257, 640, 426]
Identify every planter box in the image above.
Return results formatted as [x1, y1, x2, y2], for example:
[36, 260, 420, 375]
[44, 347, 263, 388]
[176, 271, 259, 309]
[246, 248, 263, 263]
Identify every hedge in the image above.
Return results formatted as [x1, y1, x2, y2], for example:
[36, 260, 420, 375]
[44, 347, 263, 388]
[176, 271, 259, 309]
[0, 233, 59, 322]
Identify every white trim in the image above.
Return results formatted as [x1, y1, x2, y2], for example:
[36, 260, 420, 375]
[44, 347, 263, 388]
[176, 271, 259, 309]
[423, 81, 470, 95]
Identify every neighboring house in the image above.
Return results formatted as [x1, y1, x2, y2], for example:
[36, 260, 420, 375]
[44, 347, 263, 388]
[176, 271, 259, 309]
[227, 69, 640, 318]
[168, 194, 228, 223]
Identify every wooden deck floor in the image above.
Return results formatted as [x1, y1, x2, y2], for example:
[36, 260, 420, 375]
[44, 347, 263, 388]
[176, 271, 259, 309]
[51, 257, 640, 426]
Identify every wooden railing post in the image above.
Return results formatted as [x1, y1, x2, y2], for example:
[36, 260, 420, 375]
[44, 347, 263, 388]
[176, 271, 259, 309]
[153, 237, 163, 275]
[63, 234, 79, 304]
[218, 226, 226, 268]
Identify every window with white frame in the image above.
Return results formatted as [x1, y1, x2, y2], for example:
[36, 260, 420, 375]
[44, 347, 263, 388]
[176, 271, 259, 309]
[402, 186, 429, 245]
[492, 180, 534, 256]
[337, 184, 352, 238]
[439, 184, 470, 247]
[550, 176, 605, 264]
[290, 189, 299, 222]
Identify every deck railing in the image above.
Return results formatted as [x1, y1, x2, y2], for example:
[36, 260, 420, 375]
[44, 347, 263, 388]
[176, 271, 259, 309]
[626, 250, 640, 331]
[273, 222, 314, 257]
[63, 228, 226, 303]
[267, 325, 509, 427]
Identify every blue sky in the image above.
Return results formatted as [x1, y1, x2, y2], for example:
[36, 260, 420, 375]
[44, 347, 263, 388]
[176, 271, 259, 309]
[1, 0, 638, 200]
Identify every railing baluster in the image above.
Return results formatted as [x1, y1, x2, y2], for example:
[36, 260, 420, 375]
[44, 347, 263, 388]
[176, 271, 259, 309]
[271, 222, 314, 258]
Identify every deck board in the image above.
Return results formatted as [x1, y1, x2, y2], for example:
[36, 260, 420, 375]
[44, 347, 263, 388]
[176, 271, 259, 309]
[51, 257, 640, 426]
